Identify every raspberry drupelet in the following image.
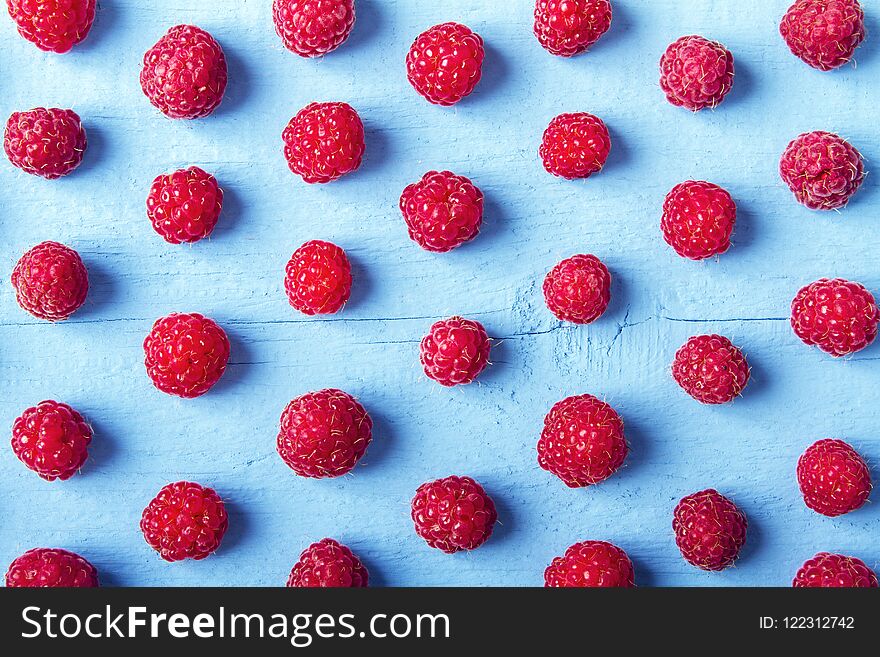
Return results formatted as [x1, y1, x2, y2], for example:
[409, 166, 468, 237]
[273, 0, 356, 57]
[779, 131, 864, 210]
[5, 548, 98, 587]
[792, 553, 878, 588]
[4, 108, 87, 179]
[661, 181, 736, 260]
[286, 538, 369, 587]
[147, 166, 223, 244]
[790, 278, 878, 357]
[406, 22, 484, 106]
[419, 316, 491, 386]
[140, 481, 228, 562]
[673, 489, 747, 571]
[539, 112, 611, 179]
[411, 476, 497, 553]
[11, 400, 92, 481]
[797, 439, 871, 517]
[659, 35, 734, 111]
[780, 0, 865, 71]
[544, 540, 635, 587]
[533, 0, 613, 57]
[282, 102, 364, 183]
[399, 171, 484, 253]
[6, 0, 95, 53]
[543, 253, 611, 324]
[671, 335, 750, 404]
[284, 240, 353, 315]
[12, 241, 89, 321]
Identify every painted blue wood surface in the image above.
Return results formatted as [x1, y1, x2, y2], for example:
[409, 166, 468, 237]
[1, 0, 878, 587]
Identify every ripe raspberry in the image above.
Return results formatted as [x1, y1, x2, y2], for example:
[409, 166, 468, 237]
[533, 0, 613, 57]
[286, 538, 368, 587]
[790, 278, 878, 357]
[411, 476, 497, 553]
[779, 131, 864, 210]
[146, 166, 223, 244]
[406, 22, 484, 106]
[140, 481, 228, 562]
[797, 439, 871, 517]
[277, 388, 372, 478]
[284, 240, 352, 315]
[661, 181, 736, 260]
[544, 540, 635, 587]
[543, 254, 611, 324]
[143, 313, 230, 398]
[673, 489, 747, 571]
[11, 400, 92, 481]
[399, 170, 484, 253]
[539, 112, 610, 179]
[282, 102, 364, 183]
[4, 107, 87, 179]
[780, 0, 865, 71]
[659, 35, 735, 111]
[5, 548, 98, 587]
[272, 0, 355, 57]
[792, 552, 878, 588]
[11, 241, 89, 321]
[419, 316, 491, 386]
[140, 25, 227, 120]
[671, 335, 750, 404]
[6, 0, 95, 53]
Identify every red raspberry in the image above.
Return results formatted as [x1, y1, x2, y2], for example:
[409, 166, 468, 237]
[779, 131, 864, 210]
[11, 400, 92, 481]
[4, 107, 87, 179]
[277, 388, 372, 478]
[146, 166, 223, 244]
[533, 0, 613, 57]
[272, 0, 355, 57]
[143, 313, 230, 398]
[411, 475, 497, 553]
[790, 278, 878, 357]
[140, 25, 227, 120]
[543, 254, 611, 324]
[140, 481, 228, 562]
[6, 0, 95, 53]
[406, 22, 484, 106]
[286, 538, 368, 587]
[537, 394, 628, 488]
[284, 240, 352, 315]
[12, 241, 89, 321]
[399, 170, 483, 253]
[673, 489, 747, 571]
[5, 548, 98, 587]
[544, 540, 635, 587]
[797, 439, 871, 517]
[671, 335, 750, 405]
[282, 102, 364, 183]
[780, 0, 865, 71]
[792, 552, 878, 588]
[539, 112, 610, 179]
[419, 316, 491, 386]
[661, 181, 736, 260]
[659, 35, 735, 111]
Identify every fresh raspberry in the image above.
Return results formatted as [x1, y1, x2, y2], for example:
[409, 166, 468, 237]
[143, 313, 230, 398]
[533, 0, 613, 57]
[779, 131, 864, 210]
[539, 112, 611, 179]
[284, 240, 352, 315]
[661, 181, 736, 260]
[544, 540, 635, 587]
[4, 107, 87, 179]
[140, 25, 227, 120]
[277, 388, 372, 478]
[790, 278, 878, 357]
[399, 170, 484, 253]
[5, 548, 98, 587]
[780, 0, 865, 71]
[11, 400, 91, 481]
[797, 439, 872, 517]
[6, 0, 95, 53]
[406, 22, 484, 106]
[146, 166, 223, 244]
[286, 538, 368, 587]
[140, 481, 228, 562]
[543, 254, 611, 324]
[537, 394, 628, 488]
[659, 35, 735, 111]
[419, 316, 491, 386]
[671, 335, 750, 404]
[673, 489, 747, 571]
[11, 241, 89, 321]
[411, 475, 497, 553]
[282, 102, 364, 184]
[272, 0, 355, 57]
[792, 552, 878, 588]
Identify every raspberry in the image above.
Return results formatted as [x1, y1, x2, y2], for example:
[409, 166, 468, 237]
[539, 112, 611, 179]
[780, 0, 865, 71]
[419, 316, 491, 386]
[544, 540, 635, 587]
[671, 335, 750, 404]
[12, 241, 89, 321]
[673, 489, 747, 571]
[399, 170, 484, 253]
[5, 548, 98, 587]
[11, 400, 91, 481]
[140, 481, 228, 562]
[779, 131, 864, 210]
[406, 22, 484, 106]
[537, 394, 628, 488]
[272, 0, 355, 57]
[286, 538, 368, 587]
[140, 25, 227, 120]
[143, 313, 230, 398]
[661, 181, 736, 260]
[790, 278, 878, 357]
[282, 102, 364, 183]
[6, 0, 95, 53]
[284, 240, 352, 315]
[411, 476, 497, 553]
[659, 35, 735, 111]
[542, 253, 611, 324]
[4, 107, 87, 179]
[797, 439, 871, 517]
[146, 166, 223, 244]
[792, 552, 878, 587]
[533, 0, 613, 57]
[277, 388, 372, 478]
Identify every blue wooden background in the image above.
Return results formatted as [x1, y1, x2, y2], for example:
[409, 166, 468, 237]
[1, 0, 878, 587]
